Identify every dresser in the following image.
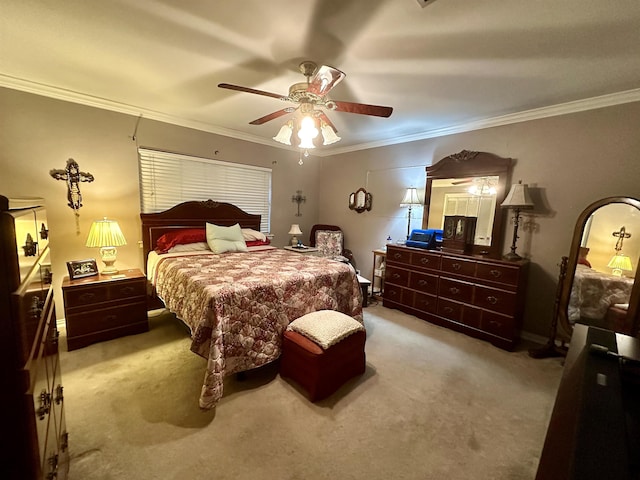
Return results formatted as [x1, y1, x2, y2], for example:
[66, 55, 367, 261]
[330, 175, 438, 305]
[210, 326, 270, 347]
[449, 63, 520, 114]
[62, 268, 148, 351]
[0, 196, 69, 480]
[383, 245, 528, 350]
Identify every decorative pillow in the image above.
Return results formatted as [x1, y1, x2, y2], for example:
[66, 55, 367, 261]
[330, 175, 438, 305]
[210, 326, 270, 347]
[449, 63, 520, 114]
[167, 242, 210, 253]
[206, 223, 248, 254]
[241, 228, 267, 242]
[287, 310, 365, 350]
[316, 230, 343, 257]
[156, 228, 206, 253]
[245, 239, 271, 247]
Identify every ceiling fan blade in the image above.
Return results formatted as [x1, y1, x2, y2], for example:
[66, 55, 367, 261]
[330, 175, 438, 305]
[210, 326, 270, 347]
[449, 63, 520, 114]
[218, 83, 284, 100]
[306, 65, 346, 96]
[333, 100, 393, 118]
[249, 109, 292, 125]
[318, 112, 338, 133]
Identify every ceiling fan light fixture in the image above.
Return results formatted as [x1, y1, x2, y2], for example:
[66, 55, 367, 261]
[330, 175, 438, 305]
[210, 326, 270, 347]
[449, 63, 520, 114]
[320, 120, 341, 145]
[297, 115, 318, 149]
[273, 121, 293, 145]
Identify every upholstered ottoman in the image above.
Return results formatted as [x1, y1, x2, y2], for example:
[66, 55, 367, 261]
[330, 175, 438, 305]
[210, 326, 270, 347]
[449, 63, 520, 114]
[280, 310, 366, 402]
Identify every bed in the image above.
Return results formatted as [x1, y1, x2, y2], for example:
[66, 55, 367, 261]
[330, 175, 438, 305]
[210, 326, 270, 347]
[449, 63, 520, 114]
[140, 200, 363, 409]
[568, 264, 634, 327]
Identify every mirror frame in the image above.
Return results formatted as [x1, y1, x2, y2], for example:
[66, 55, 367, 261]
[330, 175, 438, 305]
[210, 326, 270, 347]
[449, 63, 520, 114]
[349, 187, 372, 213]
[422, 150, 512, 258]
[556, 196, 640, 341]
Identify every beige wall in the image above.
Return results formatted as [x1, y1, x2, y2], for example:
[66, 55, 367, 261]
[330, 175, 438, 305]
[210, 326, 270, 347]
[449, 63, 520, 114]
[0, 88, 321, 318]
[2, 86, 640, 337]
[317, 102, 640, 336]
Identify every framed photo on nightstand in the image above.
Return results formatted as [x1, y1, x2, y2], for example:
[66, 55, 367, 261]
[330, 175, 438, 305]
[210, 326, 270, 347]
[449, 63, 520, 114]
[66, 258, 98, 280]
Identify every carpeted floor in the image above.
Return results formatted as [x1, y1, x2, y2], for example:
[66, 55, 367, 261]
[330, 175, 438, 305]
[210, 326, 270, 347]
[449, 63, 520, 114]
[59, 304, 563, 480]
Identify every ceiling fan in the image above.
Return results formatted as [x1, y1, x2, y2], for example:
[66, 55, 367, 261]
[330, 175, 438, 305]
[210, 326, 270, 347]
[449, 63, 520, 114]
[218, 61, 393, 147]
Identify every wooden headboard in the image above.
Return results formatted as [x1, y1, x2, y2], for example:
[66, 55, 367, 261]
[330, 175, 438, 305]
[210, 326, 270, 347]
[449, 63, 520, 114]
[140, 200, 261, 271]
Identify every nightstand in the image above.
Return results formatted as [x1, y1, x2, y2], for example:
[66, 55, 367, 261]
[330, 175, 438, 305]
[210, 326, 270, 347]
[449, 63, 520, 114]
[62, 268, 148, 350]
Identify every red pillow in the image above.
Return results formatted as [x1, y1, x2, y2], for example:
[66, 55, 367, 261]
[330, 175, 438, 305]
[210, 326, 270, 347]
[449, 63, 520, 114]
[156, 228, 206, 253]
[246, 239, 271, 247]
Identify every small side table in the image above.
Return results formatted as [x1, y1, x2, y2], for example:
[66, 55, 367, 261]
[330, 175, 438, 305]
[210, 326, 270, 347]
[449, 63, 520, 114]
[372, 249, 386, 299]
[356, 274, 371, 307]
[62, 268, 148, 350]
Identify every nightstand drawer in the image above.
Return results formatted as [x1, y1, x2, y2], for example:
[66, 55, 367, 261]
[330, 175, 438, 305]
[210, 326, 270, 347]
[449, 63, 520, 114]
[65, 300, 147, 338]
[63, 285, 108, 306]
[108, 279, 146, 301]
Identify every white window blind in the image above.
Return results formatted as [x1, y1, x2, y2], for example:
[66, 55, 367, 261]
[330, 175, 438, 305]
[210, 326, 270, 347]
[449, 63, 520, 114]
[138, 148, 271, 232]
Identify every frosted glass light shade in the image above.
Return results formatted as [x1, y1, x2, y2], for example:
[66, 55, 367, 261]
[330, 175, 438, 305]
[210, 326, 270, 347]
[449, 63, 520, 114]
[321, 122, 341, 145]
[273, 122, 293, 145]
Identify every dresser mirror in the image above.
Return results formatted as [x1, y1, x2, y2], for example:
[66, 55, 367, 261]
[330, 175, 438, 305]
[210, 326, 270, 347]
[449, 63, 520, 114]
[556, 197, 640, 341]
[422, 150, 512, 258]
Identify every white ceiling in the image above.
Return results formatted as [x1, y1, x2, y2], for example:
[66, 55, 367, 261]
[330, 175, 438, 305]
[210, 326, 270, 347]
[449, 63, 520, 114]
[2, 0, 640, 155]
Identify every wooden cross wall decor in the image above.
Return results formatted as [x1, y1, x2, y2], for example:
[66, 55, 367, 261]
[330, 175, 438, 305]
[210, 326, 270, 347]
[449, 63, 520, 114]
[612, 225, 631, 253]
[50, 158, 95, 233]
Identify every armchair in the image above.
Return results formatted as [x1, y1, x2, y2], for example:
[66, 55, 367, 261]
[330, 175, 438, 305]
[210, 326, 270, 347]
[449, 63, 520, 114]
[309, 224, 356, 269]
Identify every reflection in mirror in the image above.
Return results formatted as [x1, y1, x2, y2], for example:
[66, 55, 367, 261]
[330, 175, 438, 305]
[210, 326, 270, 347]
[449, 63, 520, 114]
[556, 197, 640, 343]
[427, 176, 498, 246]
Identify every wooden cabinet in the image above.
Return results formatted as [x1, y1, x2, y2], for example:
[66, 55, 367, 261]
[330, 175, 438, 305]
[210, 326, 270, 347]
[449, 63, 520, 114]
[62, 269, 148, 351]
[1, 196, 68, 480]
[383, 245, 528, 350]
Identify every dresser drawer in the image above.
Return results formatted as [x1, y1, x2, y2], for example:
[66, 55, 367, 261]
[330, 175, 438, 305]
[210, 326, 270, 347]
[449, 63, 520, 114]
[409, 271, 438, 294]
[438, 277, 473, 303]
[412, 291, 437, 314]
[386, 246, 411, 266]
[481, 311, 515, 339]
[109, 279, 146, 301]
[63, 285, 108, 307]
[476, 262, 520, 287]
[437, 298, 464, 322]
[65, 300, 147, 338]
[383, 284, 405, 304]
[474, 285, 517, 316]
[441, 256, 476, 277]
[63, 278, 146, 308]
[410, 251, 441, 271]
[385, 265, 410, 287]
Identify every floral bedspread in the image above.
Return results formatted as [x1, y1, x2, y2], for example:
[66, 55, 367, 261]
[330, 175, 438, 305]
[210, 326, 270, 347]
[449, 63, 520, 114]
[151, 249, 363, 409]
[568, 264, 634, 323]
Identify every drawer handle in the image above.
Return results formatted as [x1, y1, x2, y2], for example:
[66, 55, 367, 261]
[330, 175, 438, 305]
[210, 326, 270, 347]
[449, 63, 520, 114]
[393, 253, 402, 259]
[443, 307, 454, 314]
[388, 290, 398, 297]
[490, 269, 502, 278]
[489, 320, 502, 327]
[420, 258, 430, 264]
[103, 314, 118, 323]
[79, 292, 97, 303]
[486, 296, 498, 305]
[120, 286, 136, 295]
[451, 263, 461, 270]
[418, 279, 428, 287]
[392, 273, 401, 279]
[418, 299, 430, 306]
[449, 287, 460, 295]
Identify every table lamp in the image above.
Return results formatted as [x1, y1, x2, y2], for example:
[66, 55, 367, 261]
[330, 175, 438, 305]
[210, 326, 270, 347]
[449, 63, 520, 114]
[501, 180, 534, 261]
[607, 253, 633, 277]
[400, 187, 422, 240]
[288, 224, 302, 246]
[86, 217, 127, 274]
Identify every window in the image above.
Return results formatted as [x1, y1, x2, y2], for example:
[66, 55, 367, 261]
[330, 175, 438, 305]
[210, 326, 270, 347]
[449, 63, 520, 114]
[138, 148, 271, 232]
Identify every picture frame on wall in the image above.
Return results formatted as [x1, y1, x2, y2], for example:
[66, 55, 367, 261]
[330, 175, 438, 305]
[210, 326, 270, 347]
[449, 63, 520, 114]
[66, 258, 99, 280]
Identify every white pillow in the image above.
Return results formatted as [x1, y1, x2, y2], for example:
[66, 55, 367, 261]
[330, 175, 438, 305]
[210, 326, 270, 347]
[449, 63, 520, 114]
[287, 310, 365, 350]
[206, 223, 248, 254]
[241, 228, 267, 242]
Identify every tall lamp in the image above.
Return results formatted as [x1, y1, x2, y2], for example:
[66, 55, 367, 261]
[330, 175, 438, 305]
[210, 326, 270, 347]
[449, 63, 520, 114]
[86, 217, 127, 274]
[288, 224, 303, 247]
[501, 181, 534, 261]
[400, 187, 422, 240]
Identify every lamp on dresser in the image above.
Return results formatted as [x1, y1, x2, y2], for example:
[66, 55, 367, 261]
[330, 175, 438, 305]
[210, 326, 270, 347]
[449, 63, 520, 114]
[501, 180, 534, 261]
[86, 217, 127, 274]
[400, 187, 422, 241]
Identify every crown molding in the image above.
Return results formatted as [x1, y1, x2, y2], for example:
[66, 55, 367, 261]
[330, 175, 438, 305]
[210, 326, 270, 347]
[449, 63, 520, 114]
[2, 74, 639, 158]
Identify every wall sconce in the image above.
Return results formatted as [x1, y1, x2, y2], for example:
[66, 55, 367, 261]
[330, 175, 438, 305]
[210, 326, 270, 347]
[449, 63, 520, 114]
[500, 180, 534, 261]
[86, 217, 127, 274]
[291, 190, 306, 216]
